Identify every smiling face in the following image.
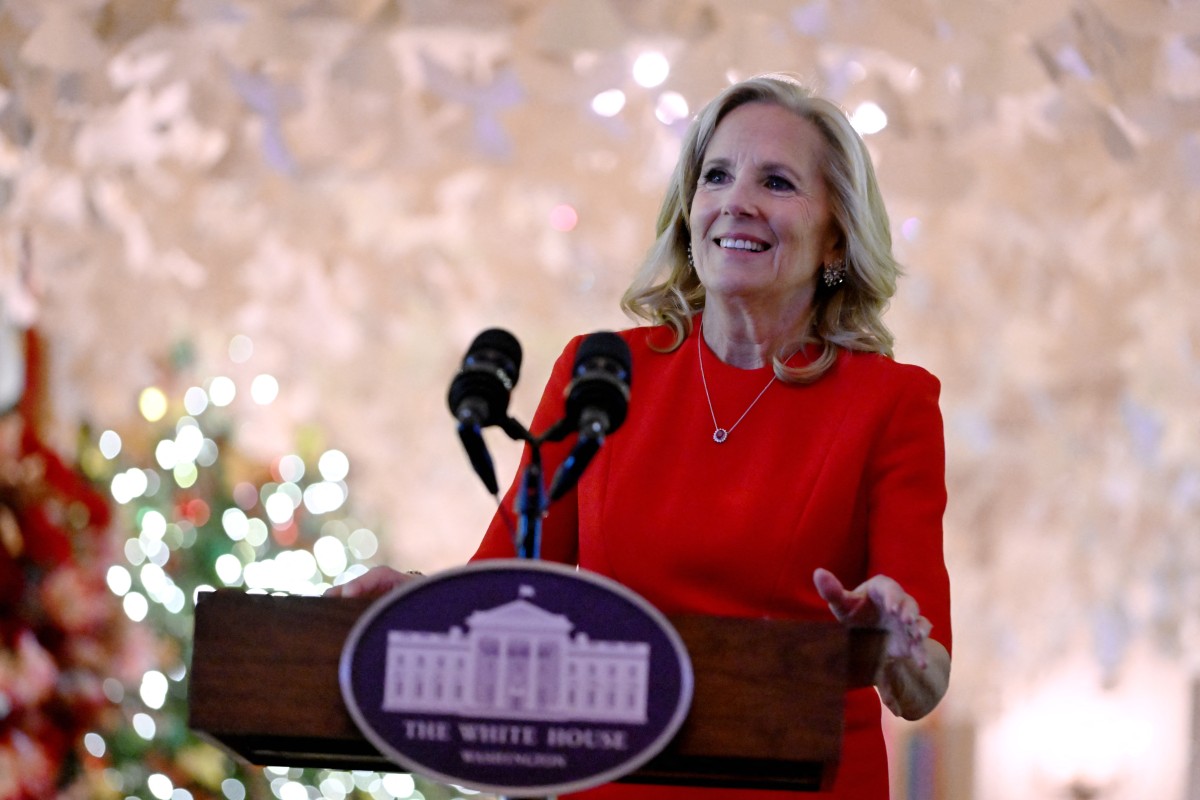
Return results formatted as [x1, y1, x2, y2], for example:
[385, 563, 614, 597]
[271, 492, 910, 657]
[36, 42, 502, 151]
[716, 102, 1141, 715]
[688, 101, 843, 317]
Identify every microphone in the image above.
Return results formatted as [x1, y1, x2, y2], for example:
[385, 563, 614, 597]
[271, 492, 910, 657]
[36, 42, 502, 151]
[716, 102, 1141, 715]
[447, 328, 522, 494]
[547, 332, 632, 501]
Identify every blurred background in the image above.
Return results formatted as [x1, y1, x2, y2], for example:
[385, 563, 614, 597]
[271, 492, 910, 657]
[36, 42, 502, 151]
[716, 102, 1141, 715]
[1, 0, 1198, 798]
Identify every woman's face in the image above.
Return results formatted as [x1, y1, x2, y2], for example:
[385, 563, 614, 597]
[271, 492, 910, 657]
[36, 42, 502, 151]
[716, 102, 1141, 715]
[688, 102, 841, 313]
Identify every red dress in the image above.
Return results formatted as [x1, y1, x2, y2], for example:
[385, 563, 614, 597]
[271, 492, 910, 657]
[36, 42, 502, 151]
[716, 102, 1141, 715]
[472, 323, 952, 799]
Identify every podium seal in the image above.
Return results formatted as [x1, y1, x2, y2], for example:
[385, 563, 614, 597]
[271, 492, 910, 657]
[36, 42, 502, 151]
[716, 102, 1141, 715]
[339, 560, 693, 796]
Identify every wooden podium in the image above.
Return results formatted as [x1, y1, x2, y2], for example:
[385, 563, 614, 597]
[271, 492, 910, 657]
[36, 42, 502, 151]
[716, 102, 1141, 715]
[188, 590, 884, 791]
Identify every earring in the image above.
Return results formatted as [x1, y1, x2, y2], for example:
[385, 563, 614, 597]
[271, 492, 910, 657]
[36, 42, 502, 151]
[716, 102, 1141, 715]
[687, 244, 695, 269]
[822, 259, 847, 288]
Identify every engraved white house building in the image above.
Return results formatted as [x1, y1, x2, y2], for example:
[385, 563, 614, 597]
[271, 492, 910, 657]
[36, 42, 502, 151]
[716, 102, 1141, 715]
[382, 587, 650, 723]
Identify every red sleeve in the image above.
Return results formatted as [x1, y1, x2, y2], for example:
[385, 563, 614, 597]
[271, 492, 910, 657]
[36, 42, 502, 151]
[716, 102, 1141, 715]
[865, 366, 952, 654]
[470, 337, 583, 565]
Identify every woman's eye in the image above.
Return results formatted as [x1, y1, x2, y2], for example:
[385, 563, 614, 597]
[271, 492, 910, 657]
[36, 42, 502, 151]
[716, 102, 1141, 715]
[700, 168, 728, 185]
[765, 175, 795, 191]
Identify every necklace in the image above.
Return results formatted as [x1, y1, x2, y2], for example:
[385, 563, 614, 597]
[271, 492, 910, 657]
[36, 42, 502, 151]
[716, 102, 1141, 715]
[697, 326, 779, 444]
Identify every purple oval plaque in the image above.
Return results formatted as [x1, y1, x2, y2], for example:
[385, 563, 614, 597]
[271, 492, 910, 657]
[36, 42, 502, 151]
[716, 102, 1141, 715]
[339, 560, 693, 796]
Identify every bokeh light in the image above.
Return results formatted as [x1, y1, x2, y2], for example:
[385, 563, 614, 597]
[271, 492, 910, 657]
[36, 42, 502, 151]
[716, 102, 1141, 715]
[303, 481, 347, 515]
[215, 553, 243, 585]
[106, 565, 132, 595]
[233, 481, 259, 510]
[155, 439, 177, 470]
[251, 373, 279, 404]
[147, 772, 172, 799]
[208, 376, 236, 406]
[278, 454, 305, 482]
[549, 203, 578, 232]
[632, 51, 670, 87]
[318, 449, 350, 482]
[348, 527, 379, 559]
[654, 91, 689, 125]
[99, 429, 122, 459]
[314, 536, 349, 577]
[850, 101, 888, 134]
[228, 334, 253, 363]
[83, 731, 106, 758]
[111, 468, 150, 504]
[902, 217, 922, 241]
[183, 385, 209, 415]
[123, 592, 149, 622]
[223, 508, 249, 540]
[245, 518, 269, 546]
[139, 387, 169, 422]
[174, 422, 204, 463]
[591, 89, 625, 117]
[140, 670, 169, 709]
[265, 491, 296, 525]
[173, 460, 198, 489]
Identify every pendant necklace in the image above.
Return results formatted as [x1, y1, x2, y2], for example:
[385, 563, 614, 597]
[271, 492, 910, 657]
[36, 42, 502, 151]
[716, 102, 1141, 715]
[697, 324, 780, 444]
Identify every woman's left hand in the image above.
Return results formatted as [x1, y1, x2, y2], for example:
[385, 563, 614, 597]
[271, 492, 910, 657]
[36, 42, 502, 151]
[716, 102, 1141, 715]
[812, 567, 949, 719]
[812, 567, 932, 667]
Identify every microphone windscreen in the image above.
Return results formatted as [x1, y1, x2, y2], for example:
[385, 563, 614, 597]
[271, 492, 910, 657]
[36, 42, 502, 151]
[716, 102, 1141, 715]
[447, 327, 523, 427]
[470, 328, 523, 383]
[574, 331, 630, 376]
[566, 331, 632, 433]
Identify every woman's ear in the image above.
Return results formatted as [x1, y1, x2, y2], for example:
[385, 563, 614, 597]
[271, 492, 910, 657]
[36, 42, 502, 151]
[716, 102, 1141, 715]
[823, 232, 846, 267]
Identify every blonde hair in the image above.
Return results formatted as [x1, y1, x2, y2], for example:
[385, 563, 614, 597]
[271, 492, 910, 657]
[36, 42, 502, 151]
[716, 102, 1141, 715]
[621, 73, 901, 382]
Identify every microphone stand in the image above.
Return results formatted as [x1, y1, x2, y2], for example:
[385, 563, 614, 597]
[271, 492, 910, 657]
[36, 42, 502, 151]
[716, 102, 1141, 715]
[492, 419, 568, 800]
[514, 444, 544, 560]
[495, 416, 561, 563]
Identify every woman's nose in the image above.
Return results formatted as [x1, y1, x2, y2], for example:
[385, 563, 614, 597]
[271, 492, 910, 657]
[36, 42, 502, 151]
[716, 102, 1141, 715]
[722, 179, 758, 217]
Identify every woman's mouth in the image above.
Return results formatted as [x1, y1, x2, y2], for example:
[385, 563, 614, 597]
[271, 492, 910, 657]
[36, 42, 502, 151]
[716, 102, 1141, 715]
[716, 237, 769, 252]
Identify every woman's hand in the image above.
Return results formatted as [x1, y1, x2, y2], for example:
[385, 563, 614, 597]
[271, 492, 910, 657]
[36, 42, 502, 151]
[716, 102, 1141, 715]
[812, 567, 950, 720]
[813, 568, 931, 666]
[325, 566, 422, 599]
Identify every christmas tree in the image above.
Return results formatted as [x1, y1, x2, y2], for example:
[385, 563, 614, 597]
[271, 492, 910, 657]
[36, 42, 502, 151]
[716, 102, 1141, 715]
[1, 329, 127, 799]
[1, 328, 481, 800]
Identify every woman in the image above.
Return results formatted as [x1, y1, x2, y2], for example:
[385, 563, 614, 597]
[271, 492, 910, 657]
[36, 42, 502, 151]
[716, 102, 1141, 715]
[333, 73, 951, 798]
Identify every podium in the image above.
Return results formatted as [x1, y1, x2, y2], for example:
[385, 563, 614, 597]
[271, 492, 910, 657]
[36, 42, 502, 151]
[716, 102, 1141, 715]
[188, 589, 885, 791]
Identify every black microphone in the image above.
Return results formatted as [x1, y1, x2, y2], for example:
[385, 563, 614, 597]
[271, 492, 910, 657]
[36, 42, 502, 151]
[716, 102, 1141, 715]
[447, 328, 522, 495]
[547, 332, 632, 501]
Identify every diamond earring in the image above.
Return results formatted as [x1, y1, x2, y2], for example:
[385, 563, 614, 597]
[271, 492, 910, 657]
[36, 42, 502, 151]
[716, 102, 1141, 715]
[822, 259, 847, 288]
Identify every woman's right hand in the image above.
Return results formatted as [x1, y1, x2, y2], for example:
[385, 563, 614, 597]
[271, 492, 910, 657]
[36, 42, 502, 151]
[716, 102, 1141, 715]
[325, 566, 422, 598]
